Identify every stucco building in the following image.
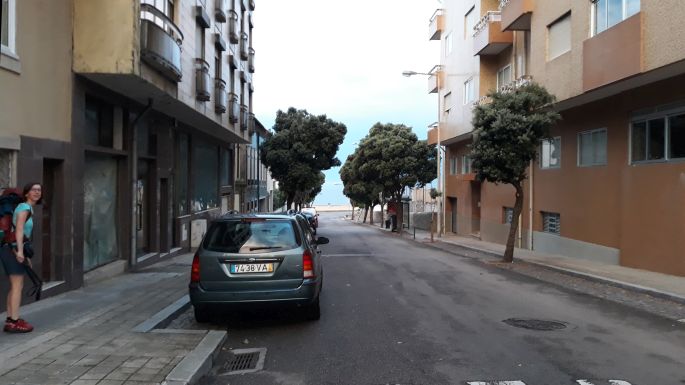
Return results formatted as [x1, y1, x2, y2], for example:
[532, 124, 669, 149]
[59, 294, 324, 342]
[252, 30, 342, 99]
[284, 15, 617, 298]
[426, 0, 685, 276]
[0, 0, 257, 302]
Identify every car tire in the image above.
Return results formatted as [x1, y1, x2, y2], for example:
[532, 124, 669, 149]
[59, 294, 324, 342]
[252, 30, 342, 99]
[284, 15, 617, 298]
[303, 298, 321, 321]
[194, 305, 210, 323]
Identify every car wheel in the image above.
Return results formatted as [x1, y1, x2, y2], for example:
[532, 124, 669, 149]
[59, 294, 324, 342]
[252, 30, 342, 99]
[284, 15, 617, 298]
[194, 305, 210, 323]
[303, 298, 321, 321]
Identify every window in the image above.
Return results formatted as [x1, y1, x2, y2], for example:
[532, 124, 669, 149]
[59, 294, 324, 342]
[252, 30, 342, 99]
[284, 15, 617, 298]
[176, 133, 189, 215]
[461, 155, 472, 174]
[578, 128, 607, 166]
[497, 65, 512, 90]
[85, 96, 114, 148]
[542, 212, 560, 235]
[196, 26, 206, 59]
[464, 6, 476, 39]
[631, 113, 685, 163]
[444, 32, 453, 56]
[503, 207, 514, 224]
[443, 92, 452, 114]
[593, 0, 640, 35]
[449, 157, 457, 175]
[463, 78, 476, 105]
[220, 148, 232, 186]
[547, 12, 571, 60]
[1, 0, 16, 54]
[541, 137, 561, 169]
[0, 149, 15, 190]
[192, 138, 219, 212]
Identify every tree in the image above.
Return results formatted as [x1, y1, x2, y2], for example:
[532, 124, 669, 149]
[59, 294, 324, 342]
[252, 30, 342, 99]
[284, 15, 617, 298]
[340, 153, 382, 224]
[471, 83, 561, 263]
[355, 123, 436, 232]
[261, 108, 347, 209]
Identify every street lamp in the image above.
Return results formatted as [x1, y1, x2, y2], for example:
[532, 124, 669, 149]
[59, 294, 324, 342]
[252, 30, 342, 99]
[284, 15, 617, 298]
[403, 68, 444, 237]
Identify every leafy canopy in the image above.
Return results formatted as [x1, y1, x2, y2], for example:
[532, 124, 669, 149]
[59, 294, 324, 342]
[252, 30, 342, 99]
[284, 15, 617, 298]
[471, 83, 561, 185]
[261, 108, 346, 208]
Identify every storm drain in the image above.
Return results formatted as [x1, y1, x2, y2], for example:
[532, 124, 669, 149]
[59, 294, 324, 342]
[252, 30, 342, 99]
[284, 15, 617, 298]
[220, 348, 267, 375]
[503, 318, 567, 331]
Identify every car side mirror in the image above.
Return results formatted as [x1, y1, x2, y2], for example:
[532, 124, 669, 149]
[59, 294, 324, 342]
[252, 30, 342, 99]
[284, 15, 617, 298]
[315, 236, 329, 245]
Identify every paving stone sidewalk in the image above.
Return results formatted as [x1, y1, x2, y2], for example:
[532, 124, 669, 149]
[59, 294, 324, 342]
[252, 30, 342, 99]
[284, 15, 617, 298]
[0, 253, 216, 385]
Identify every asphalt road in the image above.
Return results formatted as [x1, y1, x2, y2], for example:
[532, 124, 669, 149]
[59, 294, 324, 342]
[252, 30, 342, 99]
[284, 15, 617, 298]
[200, 212, 685, 385]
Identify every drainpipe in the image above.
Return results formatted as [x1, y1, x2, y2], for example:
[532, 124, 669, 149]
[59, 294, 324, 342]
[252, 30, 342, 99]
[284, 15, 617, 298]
[130, 99, 153, 269]
[528, 159, 534, 250]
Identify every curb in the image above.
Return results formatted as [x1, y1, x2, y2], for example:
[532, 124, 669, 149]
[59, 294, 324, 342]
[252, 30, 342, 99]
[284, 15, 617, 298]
[164, 330, 227, 385]
[133, 295, 191, 332]
[354, 220, 685, 306]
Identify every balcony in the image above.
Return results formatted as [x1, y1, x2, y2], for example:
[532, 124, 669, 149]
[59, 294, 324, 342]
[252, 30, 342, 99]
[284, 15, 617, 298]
[215, 78, 227, 113]
[473, 11, 513, 56]
[499, 0, 533, 31]
[248, 48, 255, 73]
[427, 125, 439, 146]
[582, 13, 643, 92]
[215, 0, 226, 22]
[140, 4, 183, 82]
[195, 59, 211, 101]
[240, 33, 249, 60]
[229, 93, 239, 123]
[498, 75, 533, 93]
[429, 9, 444, 40]
[240, 104, 249, 131]
[248, 112, 256, 133]
[472, 95, 492, 108]
[427, 65, 443, 94]
[228, 11, 239, 44]
[249, 0, 255, 11]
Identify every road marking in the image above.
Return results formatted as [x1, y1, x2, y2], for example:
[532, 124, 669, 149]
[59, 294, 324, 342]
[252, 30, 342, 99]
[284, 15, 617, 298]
[577, 381, 633, 385]
[467, 382, 526, 385]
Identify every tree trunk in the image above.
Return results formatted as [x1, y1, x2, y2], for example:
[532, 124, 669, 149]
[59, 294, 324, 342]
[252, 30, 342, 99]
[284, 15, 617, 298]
[363, 206, 369, 223]
[369, 204, 375, 225]
[504, 183, 524, 263]
[396, 201, 403, 235]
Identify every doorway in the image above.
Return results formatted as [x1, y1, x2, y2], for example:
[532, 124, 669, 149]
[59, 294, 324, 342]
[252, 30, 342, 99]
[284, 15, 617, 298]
[41, 159, 62, 281]
[449, 197, 457, 233]
[136, 160, 150, 256]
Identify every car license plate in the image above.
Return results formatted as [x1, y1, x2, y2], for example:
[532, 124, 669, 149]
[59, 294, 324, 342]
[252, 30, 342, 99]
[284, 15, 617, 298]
[230, 263, 274, 274]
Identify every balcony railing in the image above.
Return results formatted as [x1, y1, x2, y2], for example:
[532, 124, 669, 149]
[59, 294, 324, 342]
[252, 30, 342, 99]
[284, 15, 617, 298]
[215, 78, 227, 113]
[195, 59, 211, 101]
[248, 112, 256, 133]
[429, 9, 444, 40]
[498, 75, 533, 93]
[249, 0, 255, 11]
[473, 11, 513, 55]
[139, 4, 183, 82]
[228, 11, 239, 44]
[428, 65, 442, 94]
[215, 0, 226, 22]
[472, 95, 492, 108]
[229, 93, 239, 123]
[240, 33, 249, 60]
[248, 47, 255, 73]
[240, 104, 249, 130]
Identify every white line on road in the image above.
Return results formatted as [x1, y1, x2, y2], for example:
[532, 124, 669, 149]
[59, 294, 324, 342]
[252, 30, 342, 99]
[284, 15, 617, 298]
[577, 381, 633, 385]
[467, 382, 526, 385]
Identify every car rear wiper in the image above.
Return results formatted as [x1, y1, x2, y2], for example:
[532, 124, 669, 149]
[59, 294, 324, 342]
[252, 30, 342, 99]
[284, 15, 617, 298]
[248, 246, 283, 251]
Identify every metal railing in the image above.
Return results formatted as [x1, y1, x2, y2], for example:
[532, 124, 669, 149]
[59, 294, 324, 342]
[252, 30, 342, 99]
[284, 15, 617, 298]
[140, 3, 183, 44]
[499, 0, 511, 10]
[429, 8, 444, 23]
[473, 11, 502, 38]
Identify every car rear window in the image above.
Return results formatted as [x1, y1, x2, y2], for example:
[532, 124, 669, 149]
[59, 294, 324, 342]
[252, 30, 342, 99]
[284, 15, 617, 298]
[203, 219, 300, 253]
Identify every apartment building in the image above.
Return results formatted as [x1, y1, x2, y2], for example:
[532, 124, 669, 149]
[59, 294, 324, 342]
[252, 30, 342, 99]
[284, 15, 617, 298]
[243, 118, 273, 212]
[0, 0, 257, 303]
[427, 0, 685, 276]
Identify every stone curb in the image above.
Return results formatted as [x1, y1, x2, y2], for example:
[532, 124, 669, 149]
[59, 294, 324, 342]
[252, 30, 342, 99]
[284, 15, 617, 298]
[355, 220, 685, 306]
[133, 295, 191, 332]
[164, 330, 227, 385]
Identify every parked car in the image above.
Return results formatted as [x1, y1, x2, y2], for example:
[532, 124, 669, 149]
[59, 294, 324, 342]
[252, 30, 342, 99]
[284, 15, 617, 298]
[300, 211, 318, 234]
[301, 207, 319, 230]
[189, 213, 329, 322]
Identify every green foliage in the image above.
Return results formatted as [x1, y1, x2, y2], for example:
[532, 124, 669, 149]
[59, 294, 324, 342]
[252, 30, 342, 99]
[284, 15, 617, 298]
[261, 107, 347, 208]
[273, 188, 286, 210]
[429, 188, 441, 200]
[471, 83, 561, 185]
[342, 123, 436, 203]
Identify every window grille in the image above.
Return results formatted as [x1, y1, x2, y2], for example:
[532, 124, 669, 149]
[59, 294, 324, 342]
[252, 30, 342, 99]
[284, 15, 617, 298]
[542, 212, 560, 235]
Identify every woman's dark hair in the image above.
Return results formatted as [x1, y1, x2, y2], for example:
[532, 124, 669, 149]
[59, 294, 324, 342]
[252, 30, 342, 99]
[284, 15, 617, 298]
[22, 182, 43, 205]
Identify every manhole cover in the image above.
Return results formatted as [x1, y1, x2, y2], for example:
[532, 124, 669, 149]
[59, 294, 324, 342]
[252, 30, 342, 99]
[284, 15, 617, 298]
[503, 318, 567, 331]
[220, 348, 266, 375]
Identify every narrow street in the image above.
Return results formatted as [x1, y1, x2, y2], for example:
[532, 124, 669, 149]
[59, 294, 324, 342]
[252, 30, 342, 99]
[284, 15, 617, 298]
[190, 213, 685, 385]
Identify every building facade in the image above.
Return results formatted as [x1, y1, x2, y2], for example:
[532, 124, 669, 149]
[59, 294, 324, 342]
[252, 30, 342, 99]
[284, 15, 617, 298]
[427, 0, 685, 276]
[0, 0, 257, 304]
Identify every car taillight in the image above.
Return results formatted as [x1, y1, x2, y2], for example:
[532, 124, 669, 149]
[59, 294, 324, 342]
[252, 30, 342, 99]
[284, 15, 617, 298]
[303, 250, 315, 279]
[191, 253, 200, 283]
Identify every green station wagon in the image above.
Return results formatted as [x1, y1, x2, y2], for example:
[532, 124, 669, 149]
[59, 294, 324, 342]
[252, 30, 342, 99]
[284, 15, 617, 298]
[189, 213, 329, 322]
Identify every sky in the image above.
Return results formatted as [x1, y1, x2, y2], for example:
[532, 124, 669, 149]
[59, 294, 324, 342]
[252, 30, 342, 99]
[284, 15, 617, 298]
[252, 0, 440, 205]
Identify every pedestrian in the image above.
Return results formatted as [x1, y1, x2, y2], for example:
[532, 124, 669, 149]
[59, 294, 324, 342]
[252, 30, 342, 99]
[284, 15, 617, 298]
[1, 182, 42, 333]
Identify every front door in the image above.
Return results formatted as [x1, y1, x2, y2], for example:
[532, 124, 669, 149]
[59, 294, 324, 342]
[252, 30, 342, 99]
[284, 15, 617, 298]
[471, 183, 481, 236]
[450, 197, 457, 233]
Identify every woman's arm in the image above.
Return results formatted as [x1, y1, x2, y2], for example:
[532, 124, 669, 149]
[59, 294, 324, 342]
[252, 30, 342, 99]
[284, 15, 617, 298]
[14, 210, 28, 263]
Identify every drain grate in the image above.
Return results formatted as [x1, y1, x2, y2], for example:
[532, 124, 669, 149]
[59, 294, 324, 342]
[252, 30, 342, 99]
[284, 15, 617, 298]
[503, 318, 567, 331]
[220, 348, 266, 375]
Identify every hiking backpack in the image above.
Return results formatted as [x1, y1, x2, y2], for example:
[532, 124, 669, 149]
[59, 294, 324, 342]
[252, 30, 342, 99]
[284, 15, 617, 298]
[0, 188, 24, 245]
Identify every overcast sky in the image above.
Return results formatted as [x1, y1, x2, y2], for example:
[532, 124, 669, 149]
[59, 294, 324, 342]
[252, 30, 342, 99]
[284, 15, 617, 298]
[252, 0, 440, 205]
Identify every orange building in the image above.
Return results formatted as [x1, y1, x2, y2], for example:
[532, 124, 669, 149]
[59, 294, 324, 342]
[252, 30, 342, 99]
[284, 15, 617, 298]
[425, 0, 685, 276]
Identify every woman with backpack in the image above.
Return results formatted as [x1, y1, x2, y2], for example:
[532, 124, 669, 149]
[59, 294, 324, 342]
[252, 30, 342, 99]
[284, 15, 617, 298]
[1, 182, 42, 333]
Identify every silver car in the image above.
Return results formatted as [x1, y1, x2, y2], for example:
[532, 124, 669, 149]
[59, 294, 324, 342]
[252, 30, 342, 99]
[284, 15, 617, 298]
[189, 213, 329, 322]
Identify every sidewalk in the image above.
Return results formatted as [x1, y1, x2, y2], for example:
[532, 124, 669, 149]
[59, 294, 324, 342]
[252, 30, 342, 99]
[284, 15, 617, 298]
[359, 219, 685, 306]
[0, 253, 224, 385]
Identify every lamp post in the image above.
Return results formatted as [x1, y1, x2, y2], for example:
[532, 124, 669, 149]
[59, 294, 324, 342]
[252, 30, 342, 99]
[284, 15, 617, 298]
[403, 69, 443, 237]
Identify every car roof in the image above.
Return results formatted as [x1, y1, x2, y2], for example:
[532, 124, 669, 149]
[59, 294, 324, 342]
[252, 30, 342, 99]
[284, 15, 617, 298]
[217, 213, 295, 221]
